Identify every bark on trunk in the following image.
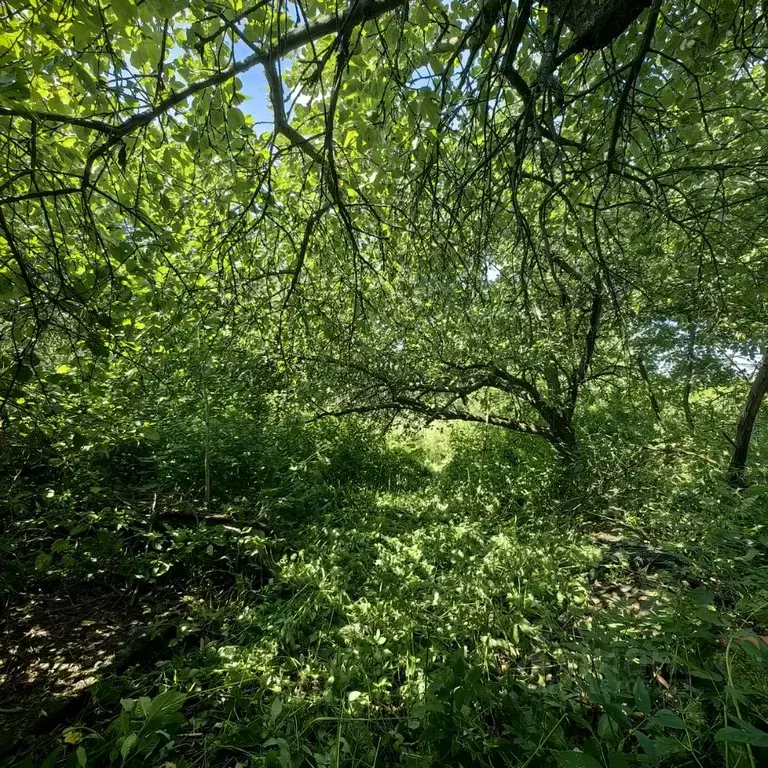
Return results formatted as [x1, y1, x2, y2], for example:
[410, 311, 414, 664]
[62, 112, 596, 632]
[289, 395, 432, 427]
[728, 354, 768, 488]
[551, 413, 578, 462]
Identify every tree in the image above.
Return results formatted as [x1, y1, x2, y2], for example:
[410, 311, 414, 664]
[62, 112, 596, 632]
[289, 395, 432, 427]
[728, 353, 768, 488]
[3, 0, 768, 475]
[307, 223, 607, 460]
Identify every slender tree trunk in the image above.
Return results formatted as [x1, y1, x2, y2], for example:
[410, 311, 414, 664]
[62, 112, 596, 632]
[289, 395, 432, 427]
[554, 278, 601, 465]
[728, 353, 768, 488]
[636, 354, 661, 422]
[682, 323, 696, 429]
[199, 327, 211, 505]
[204, 382, 211, 505]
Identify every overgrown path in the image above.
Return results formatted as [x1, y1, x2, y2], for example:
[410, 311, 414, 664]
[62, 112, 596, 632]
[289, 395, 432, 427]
[3, 487, 768, 766]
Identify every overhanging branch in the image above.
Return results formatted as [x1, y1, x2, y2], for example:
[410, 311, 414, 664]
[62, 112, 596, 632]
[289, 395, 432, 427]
[606, 0, 662, 170]
[80, 0, 407, 191]
[313, 399, 557, 440]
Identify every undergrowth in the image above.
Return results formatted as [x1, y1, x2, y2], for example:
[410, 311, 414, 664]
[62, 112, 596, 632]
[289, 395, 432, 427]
[3, 421, 768, 768]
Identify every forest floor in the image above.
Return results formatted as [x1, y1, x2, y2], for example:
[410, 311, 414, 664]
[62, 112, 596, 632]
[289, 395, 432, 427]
[0, 583, 182, 743]
[2, 482, 768, 767]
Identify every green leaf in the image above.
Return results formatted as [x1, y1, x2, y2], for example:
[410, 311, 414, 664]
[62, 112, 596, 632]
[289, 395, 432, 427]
[76, 746, 87, 767]
[141, 689, 186, 722]
[687, 667, 722, 681]
[555, 751, 603, 768]
[120, 732, 137, 759]
[227, 108, 245, 131]
[690, 588, 715, 605]
[633, 677, 650, 715]
[648, 709, 686, 730]
[597, 713, 613, 739]
[715, 727, 753, 744]
[725, 717, 768, 747]
[270, 696, 283, 724]
[40, 749, 61, 768]
[13, 363, 34, 383]
[137, 696, 152, 716]
[603, 704, 629, 729]
[635, 730, 659, 764]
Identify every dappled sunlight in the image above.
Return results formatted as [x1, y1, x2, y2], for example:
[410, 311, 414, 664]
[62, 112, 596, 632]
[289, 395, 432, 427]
[3, 0, 768, 764]
[0, 588, 150, 743]
[4, 442, 768, 766]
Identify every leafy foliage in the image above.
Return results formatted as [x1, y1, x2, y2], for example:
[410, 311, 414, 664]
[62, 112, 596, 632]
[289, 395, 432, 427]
[3, 0, 768, 766]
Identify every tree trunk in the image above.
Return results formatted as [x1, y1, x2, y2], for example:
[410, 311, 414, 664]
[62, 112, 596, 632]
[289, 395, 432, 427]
[682, 323, 696, 429]
[636, 354, 661, 422]
[551, 412, 578, 462]
[727, 353, 768, 488]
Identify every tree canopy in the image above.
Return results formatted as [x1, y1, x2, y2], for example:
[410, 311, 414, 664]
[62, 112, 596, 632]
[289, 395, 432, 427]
[2, 0, 767, 455]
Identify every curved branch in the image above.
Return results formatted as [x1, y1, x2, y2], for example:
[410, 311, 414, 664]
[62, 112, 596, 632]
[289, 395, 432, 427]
[313, 399, 557, 441]
[99, 0, 406, 143]
[0, 187, 81, 207]
[606, 0, 662, 170]
[263, 58, 325, 165]
[0, 106, 116, 134]
[81, 0, 406, 189]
